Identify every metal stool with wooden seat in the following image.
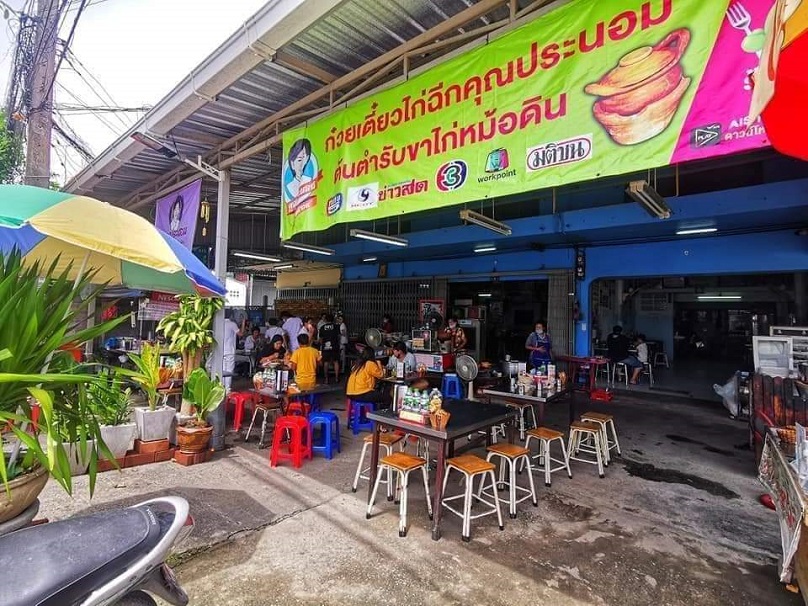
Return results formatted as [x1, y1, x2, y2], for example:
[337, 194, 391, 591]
[480, 443, 537, 519]
[441, 454, 504, 542]
[245, 399, 282, 446]
[580, 412, 622, 464]
[611, 363, 629, 387]
[352, 433, 403, 499]
[367, 452, 432, 537]
[654, 351, 670, 368]
[522, 427, 572, 487]
[567, 421, 606, 478]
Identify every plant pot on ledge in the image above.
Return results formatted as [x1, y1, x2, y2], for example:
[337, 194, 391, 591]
[99, 423, 137, 459]
[176, 423, 213, 454]
[134, 406, 176, 442]
[0, 464, 49, 524]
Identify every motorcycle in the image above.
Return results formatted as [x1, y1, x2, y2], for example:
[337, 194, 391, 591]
[0, 496, 193, 606]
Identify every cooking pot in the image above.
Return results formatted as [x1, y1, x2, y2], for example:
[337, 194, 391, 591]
[586, 29, 691, 145]
[502, 360, 526, 376]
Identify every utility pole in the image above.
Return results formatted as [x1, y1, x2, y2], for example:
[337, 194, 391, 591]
[25, 0, 60, 188]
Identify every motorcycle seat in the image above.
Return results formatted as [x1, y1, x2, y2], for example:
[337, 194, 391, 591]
[0, 504, 164, 606]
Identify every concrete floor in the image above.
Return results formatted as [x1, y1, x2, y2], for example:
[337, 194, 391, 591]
[37, 390, 800, 606]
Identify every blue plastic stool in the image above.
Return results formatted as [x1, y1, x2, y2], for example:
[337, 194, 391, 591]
[349, 400, 375, 435]
[309, 411, 340, 459]
[441, 374, 463, 400]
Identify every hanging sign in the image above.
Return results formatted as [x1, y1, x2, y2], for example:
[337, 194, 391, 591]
[155, 179, 202, 249]
[281, 0, 772, 239]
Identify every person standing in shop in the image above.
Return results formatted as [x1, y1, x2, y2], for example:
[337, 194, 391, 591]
[318, 314, 341, 382]
[281, 312, 304, 352]
[526, 320, 552, 369]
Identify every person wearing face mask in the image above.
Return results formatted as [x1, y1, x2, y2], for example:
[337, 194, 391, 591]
[526, 321, 552, 368]
[444, 316, 467, 352]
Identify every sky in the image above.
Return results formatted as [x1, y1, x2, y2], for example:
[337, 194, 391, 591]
[0, 0, 269, 184]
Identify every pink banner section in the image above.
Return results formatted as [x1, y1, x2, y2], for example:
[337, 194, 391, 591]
[673, 0, 771, 163]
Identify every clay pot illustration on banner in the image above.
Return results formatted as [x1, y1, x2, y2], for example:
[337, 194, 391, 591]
[585, 29, 692, 146]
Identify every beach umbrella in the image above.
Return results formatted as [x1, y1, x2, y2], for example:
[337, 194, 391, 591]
[0, 185, 224, 296]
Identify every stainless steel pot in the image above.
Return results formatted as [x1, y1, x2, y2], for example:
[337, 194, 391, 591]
[502, 360, 525, 376]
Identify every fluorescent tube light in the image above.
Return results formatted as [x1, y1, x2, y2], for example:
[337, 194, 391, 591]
[349, 229, 408, 247]
[474, 245, 497, 253]
[362, 256, 378, 263]
[281, 241, 336, 256]
[273, 264, 294, 270]
[478, 293, 493, 298]
[626, 180, 671, 219]
[233, 251, 281, 262]
[676, 228, 717, 236]
[697, 295, 742, 300]
[459, 209, 512, 236]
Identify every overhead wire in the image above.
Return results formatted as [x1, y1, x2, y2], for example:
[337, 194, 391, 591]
[55, 80, 122, 136]
[36, 0, 89, 112]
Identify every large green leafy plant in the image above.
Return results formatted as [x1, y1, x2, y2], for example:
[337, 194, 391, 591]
[182, 368, 225, 426]
[0, 251, 128, 493]
[124, 342, 162, 411]
[158, 295, 223, 376]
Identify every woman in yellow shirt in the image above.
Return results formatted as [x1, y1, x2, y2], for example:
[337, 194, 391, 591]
[346, 346, 386, 404]
[288, 334, 321, 390]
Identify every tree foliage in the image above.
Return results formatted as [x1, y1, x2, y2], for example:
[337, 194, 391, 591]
[0, 111, 24, 184]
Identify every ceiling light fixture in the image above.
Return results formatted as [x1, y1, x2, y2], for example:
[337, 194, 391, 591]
[362, 256, 378, 263]
[233, 251, 281, 262]
[676, 227, 717, 236]
[131, 132, 222, 181]
[478, 292, 493, 298]
[273, 263, 295, 270]
[459, 209, 512, 236]
[626, 180, 672, 219]
[697, 295, 742, 300]
[349, 229, 408, 247]
[281, 241, 336, 256]
[474, 245, 497, 253]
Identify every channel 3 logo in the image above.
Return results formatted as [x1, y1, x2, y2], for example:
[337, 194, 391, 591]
[435, 160, 468, 192]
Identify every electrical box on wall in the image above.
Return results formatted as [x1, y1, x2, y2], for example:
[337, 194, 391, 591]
[575, 248, 586, 281]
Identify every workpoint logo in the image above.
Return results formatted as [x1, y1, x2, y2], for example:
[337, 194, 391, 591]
[479, 148, 516, 184]
[435, 160, 468, 192]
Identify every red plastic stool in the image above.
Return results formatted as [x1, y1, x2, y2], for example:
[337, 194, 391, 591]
[226, 391, 258, 431]
[286, 400, 311, 417]
[270, 415, 312, 468]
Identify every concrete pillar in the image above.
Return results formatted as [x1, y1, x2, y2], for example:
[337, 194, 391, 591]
[615, 279, 625, 328]
[208, 170, 230, 451]
[574, 277, 593, 357]
[796, 273, 807, 325]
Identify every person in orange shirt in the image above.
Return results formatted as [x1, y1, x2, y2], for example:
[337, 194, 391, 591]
[346, 346, 387, 404]
[289, 334, 320, 390]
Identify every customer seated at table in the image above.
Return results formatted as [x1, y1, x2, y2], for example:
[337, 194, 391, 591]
[244, 326, 264, 354]
[606, 325, 643, 384]
[289, 334, 320, 390]
[347, 346, 387, 404]
[386, 341, 416, 374]
[258, 335, 286, 367]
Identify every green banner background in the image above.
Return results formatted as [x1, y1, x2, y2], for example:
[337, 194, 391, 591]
[281, 0, 727, 239]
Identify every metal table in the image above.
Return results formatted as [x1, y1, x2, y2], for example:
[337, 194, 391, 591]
[366, 399, 516, 541]
[481, 386, 576, 431]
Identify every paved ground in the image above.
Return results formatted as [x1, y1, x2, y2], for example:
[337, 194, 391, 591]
[38, 390, 800, 606]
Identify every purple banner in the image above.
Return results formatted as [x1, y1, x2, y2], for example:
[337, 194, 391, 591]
[155, 179, 201, 249]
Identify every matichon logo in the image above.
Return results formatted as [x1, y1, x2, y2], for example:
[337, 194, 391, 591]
[526, 135, 593, 172]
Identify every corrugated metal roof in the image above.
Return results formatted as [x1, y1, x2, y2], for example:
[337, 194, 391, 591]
[67, 0, 540, 218]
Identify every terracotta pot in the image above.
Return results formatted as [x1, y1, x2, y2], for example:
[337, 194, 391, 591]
[176, 424, 213, 454]
[0, 464, 49, 524]
[586, 28, 692, 145]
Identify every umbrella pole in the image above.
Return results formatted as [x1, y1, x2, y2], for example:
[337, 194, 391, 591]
[7, 252, 93, 474]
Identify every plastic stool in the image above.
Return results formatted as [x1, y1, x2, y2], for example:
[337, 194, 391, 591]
[226, 391, 258, 431]
[349, 400, 375, 435]
[309, 411, 340, 459]
[286, 400, 311, 417]
[270, 415, 312, 468]
[441, 374, 463, 400]
[367, 452, 432, 537]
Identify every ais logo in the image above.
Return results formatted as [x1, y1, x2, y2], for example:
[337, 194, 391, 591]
[435, 160, 468, 192]
[326, 193, 343, 216]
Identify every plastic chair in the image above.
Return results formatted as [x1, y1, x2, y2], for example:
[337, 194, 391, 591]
[441, 374, 463, 400]
[309, 411, 340, 459]
[349, 400, 375, 435]
[270, 415, 312, 469]
[286, 400, 311, 417]
[226, 391, 258, 431]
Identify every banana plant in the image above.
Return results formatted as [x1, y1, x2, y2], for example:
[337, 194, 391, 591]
[158, 295, 223, 377]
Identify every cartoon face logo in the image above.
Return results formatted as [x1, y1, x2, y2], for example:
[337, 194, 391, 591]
[436, 160, 468, 192]
[485, 149, 510, 173]
[282, 138, 320, 206]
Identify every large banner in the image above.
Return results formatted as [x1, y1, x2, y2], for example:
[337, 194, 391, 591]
[281, 0, 771, 239]
[155, 179, 202, 249]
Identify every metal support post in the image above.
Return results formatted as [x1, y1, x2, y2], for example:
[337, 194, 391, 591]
[208, 169, 230, 451]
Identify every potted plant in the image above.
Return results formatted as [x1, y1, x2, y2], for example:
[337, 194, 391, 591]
[158, 295, 223, 381]
[175, 368, 225, 454]
[88, 372, 136, 460]
[0, 251, 127, 523]
[124, 343, 176, 443]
